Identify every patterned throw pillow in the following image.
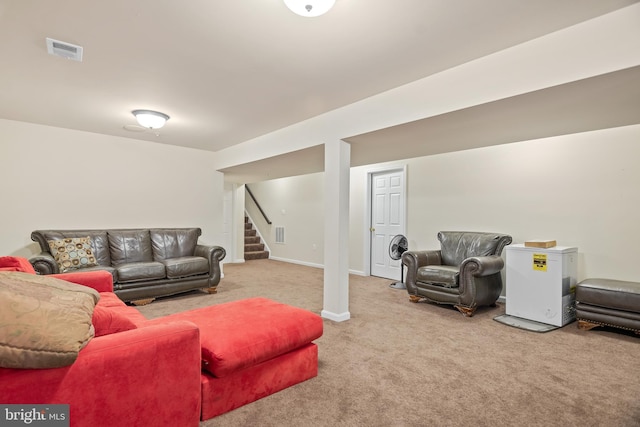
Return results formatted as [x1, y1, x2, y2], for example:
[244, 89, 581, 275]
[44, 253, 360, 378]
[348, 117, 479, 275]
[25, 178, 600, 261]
[48, 236, 98, 273]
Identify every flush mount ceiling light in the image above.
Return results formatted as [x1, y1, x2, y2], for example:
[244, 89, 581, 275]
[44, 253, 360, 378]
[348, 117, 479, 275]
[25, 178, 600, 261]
[132, 110, 170, 129]
[283, 0, 335, 17]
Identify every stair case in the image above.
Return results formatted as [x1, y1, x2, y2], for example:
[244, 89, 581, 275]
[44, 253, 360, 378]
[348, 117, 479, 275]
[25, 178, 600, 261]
[245, 216, 269, 260]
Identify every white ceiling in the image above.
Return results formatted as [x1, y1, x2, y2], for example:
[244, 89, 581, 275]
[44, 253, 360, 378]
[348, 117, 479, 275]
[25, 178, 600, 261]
[1, 0, 638, 164]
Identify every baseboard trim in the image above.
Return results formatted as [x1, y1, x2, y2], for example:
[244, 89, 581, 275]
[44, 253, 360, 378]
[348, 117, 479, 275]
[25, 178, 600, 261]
[497, 295, 506, 304]
[269, 256, 324, 270]
[262, 256, 366, 277]
[321, 310, 351, 322]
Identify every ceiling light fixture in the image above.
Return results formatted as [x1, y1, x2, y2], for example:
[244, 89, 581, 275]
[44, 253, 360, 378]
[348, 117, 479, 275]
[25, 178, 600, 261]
[283, 0, 335, 17]
[132, 110, 170, 129]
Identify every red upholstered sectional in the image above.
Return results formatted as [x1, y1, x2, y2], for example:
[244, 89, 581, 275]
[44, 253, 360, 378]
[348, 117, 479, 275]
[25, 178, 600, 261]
[0, 257, 323, 426]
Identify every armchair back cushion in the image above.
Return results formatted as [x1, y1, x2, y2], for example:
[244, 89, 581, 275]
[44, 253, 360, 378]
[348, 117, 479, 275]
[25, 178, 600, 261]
[439, 231, 510, 266]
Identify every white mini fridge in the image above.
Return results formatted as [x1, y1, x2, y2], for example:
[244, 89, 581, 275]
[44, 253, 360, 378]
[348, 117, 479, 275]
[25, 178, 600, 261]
[505, 244, 578, 327]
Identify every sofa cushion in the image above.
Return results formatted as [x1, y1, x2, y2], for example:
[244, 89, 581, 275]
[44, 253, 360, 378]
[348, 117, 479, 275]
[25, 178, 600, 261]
[107, 230, 153, 266]
[162, 256, 209, 279]
[115, 262, 166, 283]
[91, 304, 137, 337]
[94, 292, 146, 320]
[417, 265, 459, 288]
[47, 236, 99, 272]
[576, 279, 640, 314]
[150, 228, 200, 260]
[0, 272, 99, 369]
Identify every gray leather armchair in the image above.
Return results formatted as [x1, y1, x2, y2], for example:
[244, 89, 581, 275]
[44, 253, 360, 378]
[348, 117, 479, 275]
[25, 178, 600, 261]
[402, 231, 512, 316]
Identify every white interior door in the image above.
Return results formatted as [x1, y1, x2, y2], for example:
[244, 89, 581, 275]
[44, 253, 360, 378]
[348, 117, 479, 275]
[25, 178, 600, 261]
[370, 170, 405, 280]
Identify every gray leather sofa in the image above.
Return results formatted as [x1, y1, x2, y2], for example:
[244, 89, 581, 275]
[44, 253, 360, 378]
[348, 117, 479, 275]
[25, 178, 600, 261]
[29, 228, 225, 304]
[402, 231, 512, 316]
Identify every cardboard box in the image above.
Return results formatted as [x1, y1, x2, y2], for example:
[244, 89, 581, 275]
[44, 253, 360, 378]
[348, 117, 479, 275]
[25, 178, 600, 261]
[524, 240, 557, 248]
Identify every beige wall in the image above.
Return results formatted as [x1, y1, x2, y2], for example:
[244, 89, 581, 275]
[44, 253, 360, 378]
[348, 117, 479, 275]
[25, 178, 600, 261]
[0, 119, 224, 257]
[249, 124, 640, 282]
[246, 173, 325, 267]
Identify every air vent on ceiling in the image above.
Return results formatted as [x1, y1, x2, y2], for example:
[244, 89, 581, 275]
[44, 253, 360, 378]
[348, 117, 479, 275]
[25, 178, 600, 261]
[46, 37, 83, 62]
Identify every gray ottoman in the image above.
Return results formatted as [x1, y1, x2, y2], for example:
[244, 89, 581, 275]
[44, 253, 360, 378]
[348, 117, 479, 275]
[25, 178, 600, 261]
[576, 278, 640, 333]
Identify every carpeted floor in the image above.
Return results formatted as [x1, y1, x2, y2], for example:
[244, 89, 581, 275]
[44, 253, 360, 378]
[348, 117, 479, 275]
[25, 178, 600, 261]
[135, 259, 640, 427]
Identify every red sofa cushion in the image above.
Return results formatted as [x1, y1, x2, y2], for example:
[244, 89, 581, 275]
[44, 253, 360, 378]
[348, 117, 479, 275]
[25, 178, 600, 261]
[154, 297, 323, 378]
[92, 292, 147, 337]
[92, 305, 138, 337]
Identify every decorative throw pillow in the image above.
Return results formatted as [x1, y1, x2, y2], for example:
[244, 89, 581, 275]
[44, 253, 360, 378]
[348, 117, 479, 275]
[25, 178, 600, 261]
[48, 236, 98, 272]
[0, 271, 99, 369]
[91, 304, 138, 337]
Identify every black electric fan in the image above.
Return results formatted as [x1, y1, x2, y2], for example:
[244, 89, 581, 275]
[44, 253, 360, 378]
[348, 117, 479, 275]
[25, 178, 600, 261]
[388, 234, 408, 289]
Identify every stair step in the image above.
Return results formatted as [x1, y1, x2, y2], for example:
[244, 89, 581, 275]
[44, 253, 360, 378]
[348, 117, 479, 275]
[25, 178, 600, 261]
[245, 243, 264, 252]
[245, 251, 269, 260]
[244, 215, 268, 260]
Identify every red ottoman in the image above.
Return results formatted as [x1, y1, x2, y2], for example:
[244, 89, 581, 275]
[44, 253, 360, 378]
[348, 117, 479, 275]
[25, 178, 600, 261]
[158, 297, 323, 420]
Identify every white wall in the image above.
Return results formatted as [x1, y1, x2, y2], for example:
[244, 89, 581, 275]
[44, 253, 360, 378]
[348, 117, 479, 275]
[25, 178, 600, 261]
[0, 119, 225, 257]
[246, 173, 325, 267]
[250, 124, 640, 282]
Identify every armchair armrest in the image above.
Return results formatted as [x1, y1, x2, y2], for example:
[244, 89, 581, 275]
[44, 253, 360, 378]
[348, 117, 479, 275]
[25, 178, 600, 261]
[51, 270, 114, 293]
[28, 252, 59, 275]
[402, 250, 442, 293]
[460, 255, 504, 278]
[0, 321, 201, 427]
[195, 244, 226, 286]
[458, 255, 505, 301]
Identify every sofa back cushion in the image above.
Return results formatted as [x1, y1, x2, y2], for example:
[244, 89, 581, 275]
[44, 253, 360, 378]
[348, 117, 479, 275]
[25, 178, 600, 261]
[107, 230, 153, 266]
[32, 230, 112, 267]
[0, 271, 99, 369]
[150, 228, 200, 260]
[438, 231, 510, 266]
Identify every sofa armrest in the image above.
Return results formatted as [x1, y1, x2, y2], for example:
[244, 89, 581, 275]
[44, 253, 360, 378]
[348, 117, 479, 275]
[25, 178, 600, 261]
[195, 244, 226, 286]
[0, 256, 37, 273]
[51, 270, 114, 293]
[0, 321, 201, 427]
[402, 250, 442, 293]
[28, 252, 59, 275]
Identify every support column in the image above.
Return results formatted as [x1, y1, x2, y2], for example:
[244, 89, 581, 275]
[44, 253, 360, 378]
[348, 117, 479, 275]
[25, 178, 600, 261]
[321, 139, 351, 322]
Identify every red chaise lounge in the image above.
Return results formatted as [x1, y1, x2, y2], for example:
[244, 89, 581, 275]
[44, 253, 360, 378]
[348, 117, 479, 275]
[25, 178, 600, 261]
[0, 256, 323, 426]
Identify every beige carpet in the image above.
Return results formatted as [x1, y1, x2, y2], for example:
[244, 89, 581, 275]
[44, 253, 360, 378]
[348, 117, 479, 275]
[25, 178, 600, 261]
[136, 259, 640, 427]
